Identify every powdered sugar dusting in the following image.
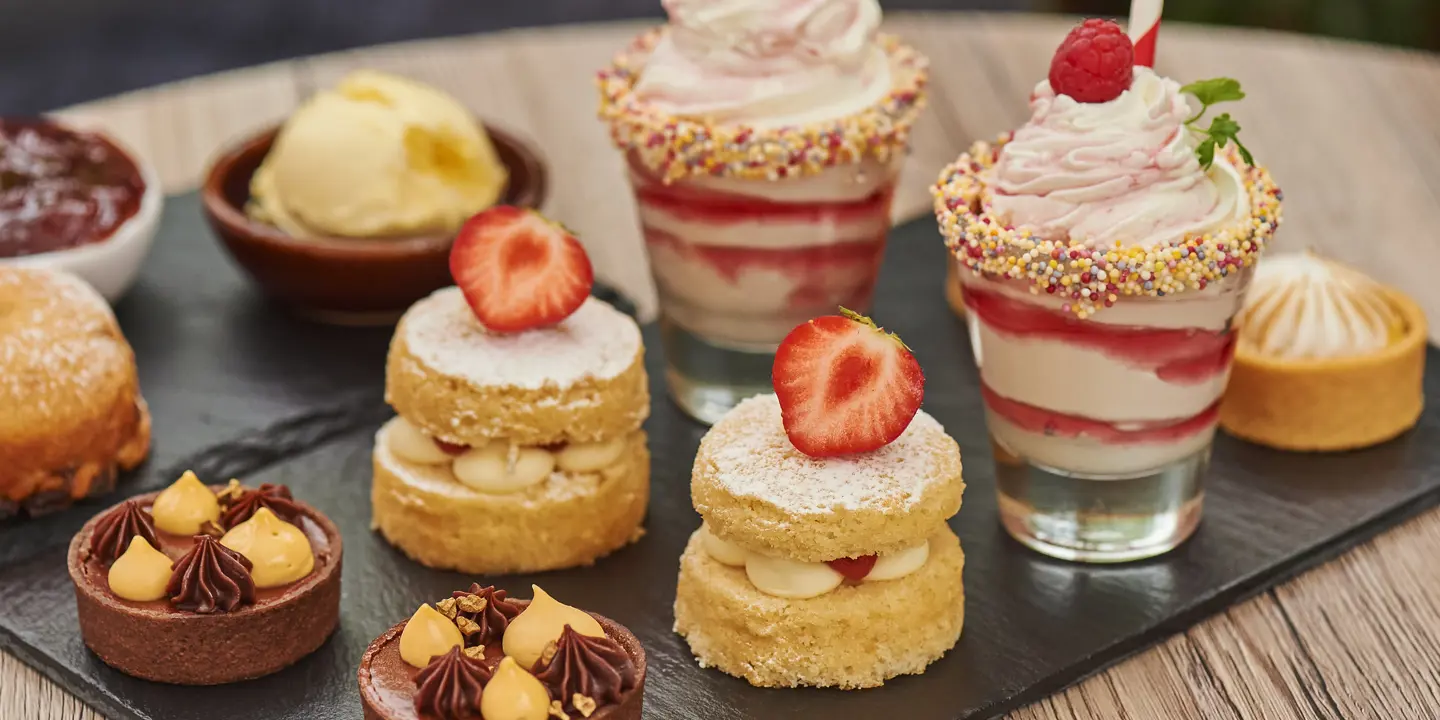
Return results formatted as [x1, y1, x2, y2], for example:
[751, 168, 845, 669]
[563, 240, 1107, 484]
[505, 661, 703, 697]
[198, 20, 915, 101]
[703, 394, 955, 514]
[400, 288, 641, 390]
[0, 267, 120, 411]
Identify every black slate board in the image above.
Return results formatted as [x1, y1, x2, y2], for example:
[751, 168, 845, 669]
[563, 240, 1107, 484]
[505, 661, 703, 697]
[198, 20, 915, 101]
[3, 192, 1439, 720]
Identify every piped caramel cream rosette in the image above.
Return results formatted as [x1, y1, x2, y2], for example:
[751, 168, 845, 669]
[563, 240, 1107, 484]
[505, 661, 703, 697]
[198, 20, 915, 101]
[674, 311, 965, 689]
[1220, 252, 1426, 451]
[372, 206, 650, 573]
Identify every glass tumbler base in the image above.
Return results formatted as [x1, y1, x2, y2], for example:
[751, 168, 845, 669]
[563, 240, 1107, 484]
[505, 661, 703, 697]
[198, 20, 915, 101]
[659, 319, 775, 425]
[995, 441, 1209, 563]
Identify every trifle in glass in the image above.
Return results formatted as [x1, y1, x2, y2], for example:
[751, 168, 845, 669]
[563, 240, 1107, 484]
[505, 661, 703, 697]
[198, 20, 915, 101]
[597, 0, 928, 423]
[933, 29, 1282, 562]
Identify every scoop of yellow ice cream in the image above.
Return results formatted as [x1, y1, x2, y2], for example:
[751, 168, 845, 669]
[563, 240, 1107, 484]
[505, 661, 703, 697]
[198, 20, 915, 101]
[249, 70, 508, 238]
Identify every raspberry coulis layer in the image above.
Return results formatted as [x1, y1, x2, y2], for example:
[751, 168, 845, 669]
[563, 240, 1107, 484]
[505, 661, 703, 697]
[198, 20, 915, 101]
[962, 284, 1236, 384]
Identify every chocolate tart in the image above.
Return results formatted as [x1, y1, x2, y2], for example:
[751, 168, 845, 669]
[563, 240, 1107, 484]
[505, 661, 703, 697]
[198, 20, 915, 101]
[67, 486, 342, 685]
[359, 600, 645, 720]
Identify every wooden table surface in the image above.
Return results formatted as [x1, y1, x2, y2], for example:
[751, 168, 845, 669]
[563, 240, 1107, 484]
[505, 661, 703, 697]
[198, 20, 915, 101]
[7, 12, 1440, 720]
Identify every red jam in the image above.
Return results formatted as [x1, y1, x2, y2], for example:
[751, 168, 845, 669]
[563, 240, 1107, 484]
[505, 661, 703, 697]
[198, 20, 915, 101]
[0, 118, 145, 258]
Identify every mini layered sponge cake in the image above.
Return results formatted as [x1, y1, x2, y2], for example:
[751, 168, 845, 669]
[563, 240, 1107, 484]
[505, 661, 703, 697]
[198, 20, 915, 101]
[675, 311, 965, 688]
[1221, 252, 1426, 451]
[372, 206, 650, 573]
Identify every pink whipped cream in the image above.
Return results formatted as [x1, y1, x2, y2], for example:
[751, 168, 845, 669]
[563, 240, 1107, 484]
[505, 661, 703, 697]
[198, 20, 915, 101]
[988, 67, 1248, 250]
[634, 0, 891, 127]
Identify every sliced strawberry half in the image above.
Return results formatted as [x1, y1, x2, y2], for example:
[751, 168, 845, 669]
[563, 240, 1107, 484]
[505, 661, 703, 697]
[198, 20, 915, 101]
[773, 308, 925, 457]
[434, 440, 468, 456]
[827, 555, 878, 582]
[450, 205, 594, 332]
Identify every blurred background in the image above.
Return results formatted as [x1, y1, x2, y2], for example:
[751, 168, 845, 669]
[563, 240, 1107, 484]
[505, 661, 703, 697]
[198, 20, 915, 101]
[1, 0, 1435, 114]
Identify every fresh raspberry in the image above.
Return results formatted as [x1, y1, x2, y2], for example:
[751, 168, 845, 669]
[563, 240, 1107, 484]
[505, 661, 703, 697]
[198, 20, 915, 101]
[1048, 18, 1134, 104]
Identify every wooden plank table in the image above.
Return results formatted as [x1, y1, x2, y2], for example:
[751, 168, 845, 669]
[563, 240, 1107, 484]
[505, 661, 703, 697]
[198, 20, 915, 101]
[8, 12, 1440, 719]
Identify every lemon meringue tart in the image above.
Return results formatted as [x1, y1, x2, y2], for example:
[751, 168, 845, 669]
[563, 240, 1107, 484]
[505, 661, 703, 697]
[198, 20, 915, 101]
[1220, 252, 1426, 451]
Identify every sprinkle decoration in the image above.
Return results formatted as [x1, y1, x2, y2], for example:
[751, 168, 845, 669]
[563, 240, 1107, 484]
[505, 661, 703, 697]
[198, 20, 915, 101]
[931, 136, 1283, 319]
[597, 28, 929, 183]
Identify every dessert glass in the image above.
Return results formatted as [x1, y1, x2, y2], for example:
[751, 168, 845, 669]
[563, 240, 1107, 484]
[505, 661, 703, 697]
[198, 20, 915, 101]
[935, 141, 1283, 563]
[599, 31, 928, 424]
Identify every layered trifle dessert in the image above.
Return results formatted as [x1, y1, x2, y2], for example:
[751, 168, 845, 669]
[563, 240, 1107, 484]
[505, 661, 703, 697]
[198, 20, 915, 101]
[933, 19, 1282, 562]
[597, 0, 928, 423]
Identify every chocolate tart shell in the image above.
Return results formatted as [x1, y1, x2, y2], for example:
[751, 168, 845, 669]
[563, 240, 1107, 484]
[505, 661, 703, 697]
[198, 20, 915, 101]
[67, 488, 343, 685]
[358, 600, 645, 720]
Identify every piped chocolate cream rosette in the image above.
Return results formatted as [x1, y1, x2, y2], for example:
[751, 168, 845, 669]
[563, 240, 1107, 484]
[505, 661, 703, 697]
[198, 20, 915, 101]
[675, 310, 966, 689]
[359, 584, 645, 720]
[1220, 252, 1426, 451]
[373, 206, 650, 573]
[67, 472, 341, 684]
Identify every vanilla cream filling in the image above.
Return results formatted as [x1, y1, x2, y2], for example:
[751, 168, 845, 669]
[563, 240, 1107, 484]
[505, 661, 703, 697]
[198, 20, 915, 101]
[386, 417, 629, 494]
[697, 523, 930, 599]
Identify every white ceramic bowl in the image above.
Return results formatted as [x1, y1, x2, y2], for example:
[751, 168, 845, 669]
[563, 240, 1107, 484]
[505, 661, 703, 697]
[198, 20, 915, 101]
[0, 126, 163, 304]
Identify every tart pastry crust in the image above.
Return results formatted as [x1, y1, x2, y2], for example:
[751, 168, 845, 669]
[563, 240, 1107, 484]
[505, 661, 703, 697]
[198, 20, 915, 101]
[1220, 287, 1426, 451]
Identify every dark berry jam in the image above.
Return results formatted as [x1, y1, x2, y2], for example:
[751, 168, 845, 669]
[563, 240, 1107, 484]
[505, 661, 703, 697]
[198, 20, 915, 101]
[0, 117, 145, 258]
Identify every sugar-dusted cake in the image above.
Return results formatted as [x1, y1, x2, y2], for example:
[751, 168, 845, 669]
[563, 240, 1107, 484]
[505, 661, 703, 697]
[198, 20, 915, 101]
[359, 584, 646, 720]
[674, 310, 965, 689]
[68, 472, 341, 684]
[372, 206, 650, 573]
[1, 266, 151, 518]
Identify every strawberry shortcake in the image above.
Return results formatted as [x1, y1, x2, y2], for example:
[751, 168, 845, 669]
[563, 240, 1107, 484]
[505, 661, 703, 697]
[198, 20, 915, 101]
[674, 310, 966, 689]
[372, 206, 650, 573]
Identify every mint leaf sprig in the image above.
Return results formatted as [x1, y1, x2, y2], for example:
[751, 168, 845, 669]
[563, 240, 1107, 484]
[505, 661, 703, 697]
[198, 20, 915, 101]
[1179, 78, 1254, 169]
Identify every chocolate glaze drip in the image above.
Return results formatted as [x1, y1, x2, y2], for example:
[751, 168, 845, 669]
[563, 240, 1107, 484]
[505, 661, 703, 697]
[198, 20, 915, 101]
[218, 483, 302, 529]
[413, 646, 491, 719]
[166, 535, 256, 613]
[88, 500, 158, 566]
[533, 625, 637, 715]
[452, 584, 521, 647]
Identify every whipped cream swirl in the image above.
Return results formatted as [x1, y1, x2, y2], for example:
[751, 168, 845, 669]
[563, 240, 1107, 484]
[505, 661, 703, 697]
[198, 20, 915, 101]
[1239, 253, 1404, 360]
[988, 67, 1249, 250]
[634, 0, 891, 127]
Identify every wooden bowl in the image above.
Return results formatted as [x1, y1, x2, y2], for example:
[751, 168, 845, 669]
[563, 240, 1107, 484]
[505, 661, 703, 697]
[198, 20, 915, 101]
[201, 123, 547, 324]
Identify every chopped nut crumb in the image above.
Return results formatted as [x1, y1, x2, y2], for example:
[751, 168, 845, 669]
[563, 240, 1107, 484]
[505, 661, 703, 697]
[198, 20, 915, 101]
[435, 598, 458, 620]
[216, 479, 244, 503]
[199, 520, 225, 538]
[539, 639, 559, 667]
[573, 694, 597, 717]
[548, 700, 571, 720]
[455, 616, 482, 636]
[456, 594, 487, 614]
[462, 645, 486, 660]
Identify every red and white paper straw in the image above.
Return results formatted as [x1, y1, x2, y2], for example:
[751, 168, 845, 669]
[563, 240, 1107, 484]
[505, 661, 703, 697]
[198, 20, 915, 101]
[1129, 0, 1162, 67]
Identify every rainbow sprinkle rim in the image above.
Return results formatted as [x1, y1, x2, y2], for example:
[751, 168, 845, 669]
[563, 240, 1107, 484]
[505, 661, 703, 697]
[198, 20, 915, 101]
[597, 28, 929, 184]
[932, 137, 1284, 318]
